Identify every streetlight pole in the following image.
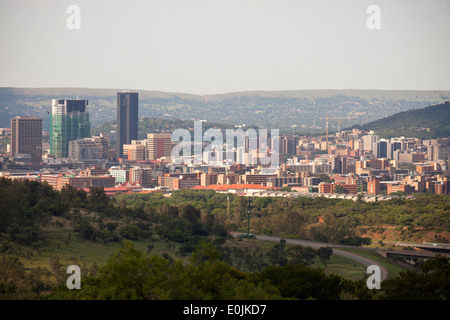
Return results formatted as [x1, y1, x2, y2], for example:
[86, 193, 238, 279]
[247, 196, 252, 235]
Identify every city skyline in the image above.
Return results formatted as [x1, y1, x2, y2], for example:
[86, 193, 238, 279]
[1, 1, 449, 306]
[1, 0, 449, 95]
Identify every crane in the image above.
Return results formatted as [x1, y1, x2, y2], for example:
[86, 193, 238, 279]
[319, 115, 357, 152]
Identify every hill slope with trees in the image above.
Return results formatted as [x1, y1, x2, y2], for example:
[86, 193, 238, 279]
[350, 101, 450, 139]
[1, 87, 449, 133]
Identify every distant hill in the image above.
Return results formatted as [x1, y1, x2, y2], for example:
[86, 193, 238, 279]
[92, 117, 242, 141]
[350, 101, 450, 139]
[1, 87, 449, 133]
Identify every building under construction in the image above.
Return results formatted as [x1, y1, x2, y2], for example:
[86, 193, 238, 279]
[49, 99, 90, 158]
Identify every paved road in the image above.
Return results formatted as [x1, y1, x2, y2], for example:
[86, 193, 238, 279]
[233, 233, 390, 281]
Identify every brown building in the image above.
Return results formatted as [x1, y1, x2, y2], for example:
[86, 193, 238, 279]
[416, 164, 435, 175]
[386, 183, 415, 195]
[41, 174, 115, 191]
[123, 143, 146, 161]
[81, 166, 109, 176]
[319, 182, 334, 194]
[367, 159, 389, 170]
[10, 116, 42, 162]
[147, 133, 172, 161]
[173, 176, 200, 190]
[41, 174, 60, 189]
[217, 172, 239, 185]
[267, 176, 303, 188]
[367, 179, 380, 195]
[434, 180, 450, 195]
[158, 173, 198, 189]
[240, 174, 276, 186]
[201, 171, 218, 187]
[337, 183, 358, 194]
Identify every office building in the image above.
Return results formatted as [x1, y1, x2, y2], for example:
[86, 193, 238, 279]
[10, 116, 43, 162]
[109, 166, 129, 184]
[146, 133, 172, 161]
[50, 99, 90, 158]
[68, 139, 99, 163]
[367, 179, 381, 195]
[123, 143, 146, 161]
[362, 132, 379, 153]
[200, 171, 218, 187]
[117, 92, 139, 159]
[91, 134, 111, 159]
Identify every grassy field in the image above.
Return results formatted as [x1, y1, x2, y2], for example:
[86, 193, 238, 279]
[227, 238, 369, 281]
[19, 233, 183, 272]
[7, 227, 373, 283]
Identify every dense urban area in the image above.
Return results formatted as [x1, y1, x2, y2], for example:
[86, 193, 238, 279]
[1, 92, 449, 301]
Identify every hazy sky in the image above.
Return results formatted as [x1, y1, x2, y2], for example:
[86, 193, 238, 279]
[1, 0, 449, 95]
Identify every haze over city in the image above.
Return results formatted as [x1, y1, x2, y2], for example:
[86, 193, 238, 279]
[1, 0, 450, 94]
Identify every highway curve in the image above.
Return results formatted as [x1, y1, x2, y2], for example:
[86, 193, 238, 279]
[233, 233, 390, 281]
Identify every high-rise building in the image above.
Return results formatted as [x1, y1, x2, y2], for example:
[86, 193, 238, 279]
[68, 139, 99, 162]
[10, 116, 43, 162]
[375, 139, 389, 159]
[362, 132, 379, 153]
[117, 92, 139, 159]
[281, 135, 296, 155]
[50, 99, 90, 158]
[91, 134, 111, 159]
[146, 133, 172, 161]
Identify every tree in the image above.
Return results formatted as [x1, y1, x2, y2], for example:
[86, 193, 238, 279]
[267, 239, 288, 266]
[60, 184, 87, 206]
[88, 186, 111, 213]
[162, 205, 179, 217]
[317, 247, 333, 266]
[119, 225, 141, 240]
[255, 264, 344, 300]
[179, 204, 201, 224]
[287, 245, 317, 267]
[334, 185, 345, 194]
[46, 241, 281, 300]
[380, 256, 450, 300]
[319, 175, 335, 183]
[73, 218, 96, 241]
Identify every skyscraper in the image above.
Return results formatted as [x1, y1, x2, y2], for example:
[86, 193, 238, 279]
[10, 116, 43, 162]
[50, 99, 90, 158]
[117, 92, 139, 158]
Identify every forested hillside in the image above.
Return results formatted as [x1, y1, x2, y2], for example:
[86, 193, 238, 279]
[351, 101, 450, 139]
